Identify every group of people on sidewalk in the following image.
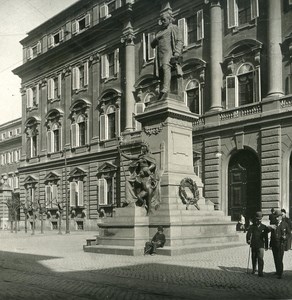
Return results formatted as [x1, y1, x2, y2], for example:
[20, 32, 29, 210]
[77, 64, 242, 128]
[246, 209, 291, 279]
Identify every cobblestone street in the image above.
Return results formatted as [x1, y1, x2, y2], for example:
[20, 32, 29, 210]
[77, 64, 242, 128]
[0, 230, 291, 299]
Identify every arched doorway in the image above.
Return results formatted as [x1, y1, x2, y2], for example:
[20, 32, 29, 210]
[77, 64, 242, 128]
[228, 150, 261, 224]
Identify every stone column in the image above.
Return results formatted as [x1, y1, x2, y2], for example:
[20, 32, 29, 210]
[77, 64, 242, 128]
[209, 0, 223, 111]
[267, 0, 283, 97]
[121, 21, 135, 132]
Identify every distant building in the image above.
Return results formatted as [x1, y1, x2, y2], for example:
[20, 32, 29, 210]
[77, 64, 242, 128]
[11, 0, 292, 231]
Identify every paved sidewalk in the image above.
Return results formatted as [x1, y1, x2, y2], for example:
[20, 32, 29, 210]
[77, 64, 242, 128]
[0, 230, 291, 299]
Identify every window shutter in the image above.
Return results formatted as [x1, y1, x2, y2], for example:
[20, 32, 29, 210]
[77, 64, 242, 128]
[59, 29, 64, 42]
[27, 47, 33, 60]
[116, 0, 122, 8]
[134, 103, 145, 130]
[48, 35, 54, 48]
[69, 182, 76, 207]
[99, 114, 106, 141]
[253, 68, 261, 102]
[77, 181, 84, 206]
[48, 78, 54, 100]
[100, 4, 108, 18]
[83, 61, 89, 86]
[36, 41, 42, 54]
[45, 185, 51, 207]
[250, 0, 259, 20]
[115, 108, 120, 137]
[226, 75, 238, 108]
[72, 21, 78, 34]
[227, 0, 238, 28]
[85, 14, 91, 27]
[71, 123, 77, 148]
[197, 10, 204, 41]
[101, 55, 109, 79]
[147, 33, 156, 60]
[98, 178, 107, 205]
[142, 34, 147, 62]
[35, 84, 39, 105]
[178, 18, 188, 47]
[52, 185, 58, 207]
[47, 130, 53, 153]
[58, 74, 62, 96]
[26, 88, 33, 107]
[114, 48, 119, 75]
[72, 67, 80, 90]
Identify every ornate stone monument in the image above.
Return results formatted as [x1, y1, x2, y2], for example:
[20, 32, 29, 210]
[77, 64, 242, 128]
[84, 3, 238, 255]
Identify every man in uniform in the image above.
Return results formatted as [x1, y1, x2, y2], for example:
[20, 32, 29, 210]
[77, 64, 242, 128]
[269, 209, 290, 279]
[246, 211, 269, 277]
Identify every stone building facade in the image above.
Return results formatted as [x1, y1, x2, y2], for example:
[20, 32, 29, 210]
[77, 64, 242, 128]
[12, 0, 292, 231]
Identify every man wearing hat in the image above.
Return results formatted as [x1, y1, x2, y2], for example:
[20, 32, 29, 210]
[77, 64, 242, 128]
[246, 211, 269, 277]
[144, 226, 166, 255]
[269, 209, 290, 279]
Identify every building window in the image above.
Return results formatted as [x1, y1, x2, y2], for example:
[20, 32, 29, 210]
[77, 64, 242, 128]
[142, 33, 156, 62]
[47, 123, 61, 153]
[48, 74, 62, 100]
[26, 85, 39, 108]
[227, 0, 259, 29]
[226, 63, 260, 108]
[72, 14, 91, 35]
[13, 176, 19, 189]
[27, 41, 41, 60]
[71, 114, 88, 148]
[98, 177, 115, 205]
[101, 49, 119, 80]
[100, 0, 120, 19]
[100, 105, 120, 141]
[48, 29, 64, 48]
[178, 10, 204, 47]
[25, 119, 39, 159]
[69, 180, 84, 207]
[185, 80, 201, 114]
[45, 184, 58, 208]
[72, 62, 89, 90]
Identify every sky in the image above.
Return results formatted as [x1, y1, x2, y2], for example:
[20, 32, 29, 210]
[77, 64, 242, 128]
[0, 0, 78, 125]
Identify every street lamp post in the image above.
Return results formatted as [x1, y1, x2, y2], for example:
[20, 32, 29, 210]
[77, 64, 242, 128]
[64, 147, 70, 234]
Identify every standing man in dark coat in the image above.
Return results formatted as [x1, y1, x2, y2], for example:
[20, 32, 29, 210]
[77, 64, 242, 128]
[151, 9, 183, 99]
[281, 209, 292, 250]
[246, 211, 269, 277]
[269, 210, 290, 279]
[269, 208, 277, 225]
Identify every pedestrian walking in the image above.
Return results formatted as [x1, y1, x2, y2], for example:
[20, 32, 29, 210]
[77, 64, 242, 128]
[269, 209, 290, 279]
[246, 211, 269, 277]
[144, 226, 166, 255]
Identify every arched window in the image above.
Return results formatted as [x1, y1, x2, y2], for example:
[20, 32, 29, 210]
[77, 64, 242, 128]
[226, 62, 260, 108]
[46, 110, 63, 154]
[185, 79, 201, 114]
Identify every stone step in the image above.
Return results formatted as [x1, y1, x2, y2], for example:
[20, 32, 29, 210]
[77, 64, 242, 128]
[83, 239, 245, 256]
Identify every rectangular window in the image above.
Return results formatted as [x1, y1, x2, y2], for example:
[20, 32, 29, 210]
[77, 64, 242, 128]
[27, 41, 41, 60]
[107, 112, 115, 139]
[48, 29, 64, 48]
[101, 49, 119, 79]
[134, 103, 145, 130]
[72, 63, 88, 90]
[227, 0, 258, 28]
[186, 16, 196, 45]
[143, 33, 156, 62]
[72, 14, 91, 34]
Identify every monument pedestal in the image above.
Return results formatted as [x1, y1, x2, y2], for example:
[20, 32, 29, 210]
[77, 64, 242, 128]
[84, 95, 239, 256]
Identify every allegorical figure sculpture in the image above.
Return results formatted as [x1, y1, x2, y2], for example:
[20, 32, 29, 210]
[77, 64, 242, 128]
[119, 143, 161, 214]
[151, 10, 183, 99]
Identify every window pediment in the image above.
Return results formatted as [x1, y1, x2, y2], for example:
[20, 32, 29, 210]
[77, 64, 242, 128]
[24, 175, 38, 185]
[69, 167, 87, 179]
[44, 172, 60, 183]
[97, 162, 117, 174]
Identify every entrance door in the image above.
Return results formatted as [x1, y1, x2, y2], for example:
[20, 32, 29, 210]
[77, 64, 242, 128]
[228, 150, 261, 223]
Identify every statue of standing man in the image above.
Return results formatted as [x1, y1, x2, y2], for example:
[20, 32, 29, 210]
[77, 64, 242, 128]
[151, 9, 183, 100]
